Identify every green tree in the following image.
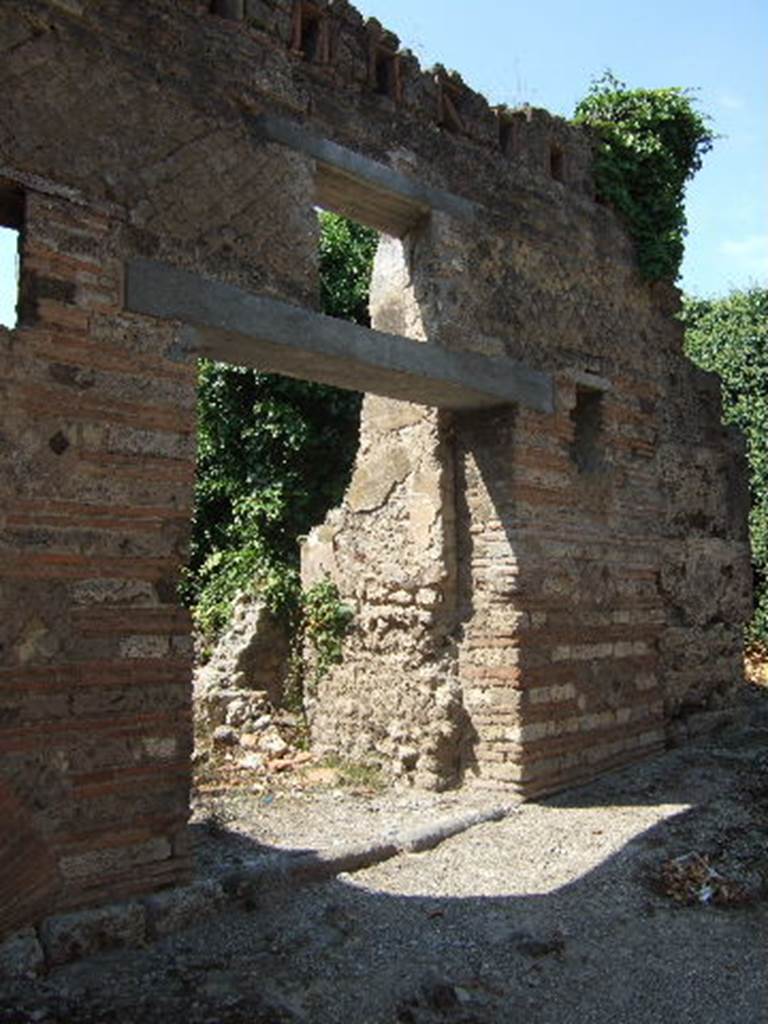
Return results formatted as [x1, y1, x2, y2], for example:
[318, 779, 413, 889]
[319, 210, 379, 323]
[682, 287, 768, 650]
[573, 72, 714, 281]
[184, 212, 378, 640]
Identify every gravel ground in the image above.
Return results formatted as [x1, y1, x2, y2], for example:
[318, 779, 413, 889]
[2, 688, 767, 1024]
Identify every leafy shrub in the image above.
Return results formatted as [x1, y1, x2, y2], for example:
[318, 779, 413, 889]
[573, 72, 714, 281]
[183, 363, 361, 639]
[318, 210, 379, 323]
[302, 578, 354, 686]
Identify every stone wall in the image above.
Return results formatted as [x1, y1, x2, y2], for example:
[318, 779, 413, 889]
[303, 238, 466, 789]
[0, 0, 752, 935]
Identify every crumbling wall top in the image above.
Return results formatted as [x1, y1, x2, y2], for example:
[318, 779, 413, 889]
[27, 0, 596, 207]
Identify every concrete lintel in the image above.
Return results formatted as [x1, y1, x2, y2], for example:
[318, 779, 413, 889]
[124, 259, 555, 414]
[251, 114, 478, 235]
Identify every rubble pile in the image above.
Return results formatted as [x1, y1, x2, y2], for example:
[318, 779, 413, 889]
[193, 595, 314, 785]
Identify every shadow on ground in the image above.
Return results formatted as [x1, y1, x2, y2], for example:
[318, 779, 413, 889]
[2, 689, 767, 1024]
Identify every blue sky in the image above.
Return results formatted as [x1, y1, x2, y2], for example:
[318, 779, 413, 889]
[0, 228, 17, 328]
[1, 1, 765, 325]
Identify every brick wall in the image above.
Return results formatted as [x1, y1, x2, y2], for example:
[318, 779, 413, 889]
[455, 384, 668, 797]
[0, 191, 197, 933]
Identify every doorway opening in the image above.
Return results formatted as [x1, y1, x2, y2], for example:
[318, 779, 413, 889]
[186, 214, 378, 712]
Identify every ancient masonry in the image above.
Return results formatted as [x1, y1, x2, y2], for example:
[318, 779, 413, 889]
[0, 0, 752, 939]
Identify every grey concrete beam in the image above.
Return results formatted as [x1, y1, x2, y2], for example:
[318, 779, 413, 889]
[124, 259, 554, 413]
[251, 114, 478, 236]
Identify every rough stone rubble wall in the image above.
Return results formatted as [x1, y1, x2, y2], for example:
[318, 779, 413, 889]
[0, 0, 752, 937]
[658, 350, 752, 742]
[304, 236, 468, 790]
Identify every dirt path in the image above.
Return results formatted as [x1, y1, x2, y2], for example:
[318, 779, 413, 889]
[2, 689, 767, 1024]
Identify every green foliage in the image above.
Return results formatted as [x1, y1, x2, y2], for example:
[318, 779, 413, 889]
[573, 72, 714, 281]
[278, 579, 354, 714]
[302, 578, 355, 685]
[682, 287, 768, 649]
[318, 210, 379, 323]
[190, 546, 302, 647]
[182, 363, 360, 640]
[184, 213, 378, 645]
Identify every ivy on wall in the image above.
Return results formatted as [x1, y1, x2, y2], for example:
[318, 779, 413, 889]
[573, 72, 714, 281]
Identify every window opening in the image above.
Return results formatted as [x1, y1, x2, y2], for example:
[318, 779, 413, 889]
[496, 112, 514, 155]
[209, 0, 244, 18]
[301, 16, 319, 60]
[436, 75, 464, 134]
[0, 183, 23, 330]
[374, 49, 393, 96]
[570, 387, 605, 474]
[374, 49, 398, 98]
[291, 2, 328, 63]
[550, 145, 565, 182]
[316, 208, 379, 327]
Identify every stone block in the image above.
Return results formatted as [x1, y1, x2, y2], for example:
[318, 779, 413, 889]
[0, 927, 45, 979]
[346, 446, 411, 512]
[39, 902, 146, 967]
